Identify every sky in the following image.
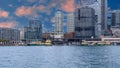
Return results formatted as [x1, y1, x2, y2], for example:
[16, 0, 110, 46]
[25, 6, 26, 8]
[0, 0, 119, 32]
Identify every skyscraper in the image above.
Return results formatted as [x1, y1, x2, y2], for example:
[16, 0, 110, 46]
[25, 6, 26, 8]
[24, 18, 42, 41]
[74, 7, 96, 39]
[55, 11, 64, 35]
[88, 0, 108, 37]
[101, 0, 108, 31]
[107, 10, 112, 30]
[67, 13, 74, 33]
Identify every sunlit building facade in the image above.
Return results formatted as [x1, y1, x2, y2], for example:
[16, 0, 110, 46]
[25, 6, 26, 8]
[67, 13, 75, 33]
[54, 11, 64, 38]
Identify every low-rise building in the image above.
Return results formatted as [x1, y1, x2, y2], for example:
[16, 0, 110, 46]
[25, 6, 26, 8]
[111, 26, 120, 37]
[0, 28, 20, 41]
[64, 32, 74, 39]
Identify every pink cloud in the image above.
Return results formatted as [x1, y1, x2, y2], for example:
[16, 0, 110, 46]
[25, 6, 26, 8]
[37, 5, 46, 12]
[61, 0, 75, 12]
[0, 10, 9, 18]
[0, 21, 18, 28]
[15, 6, 36, 17]
[50, 2, 56, 7]
[15, 5, 48, 17]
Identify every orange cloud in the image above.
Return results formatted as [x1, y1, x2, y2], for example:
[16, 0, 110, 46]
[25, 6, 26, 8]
[61, 0, 75, 12]
[0, 21, 17, 28]
[15, 6, 35, 16]
[0, 10, 9, 18]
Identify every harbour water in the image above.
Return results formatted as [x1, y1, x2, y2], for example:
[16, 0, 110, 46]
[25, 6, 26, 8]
[0, 45, 120, 68]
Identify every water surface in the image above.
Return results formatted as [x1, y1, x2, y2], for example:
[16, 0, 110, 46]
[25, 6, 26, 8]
[0, 46, 120, 68]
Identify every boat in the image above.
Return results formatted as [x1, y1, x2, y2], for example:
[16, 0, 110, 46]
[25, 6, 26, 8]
[27, 39, 52, 46]
[81, 40, 88, 46]
[42, 39, 52, 46]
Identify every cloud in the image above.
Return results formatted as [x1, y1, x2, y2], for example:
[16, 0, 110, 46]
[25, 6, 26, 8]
[37, 5, 46, 12]
[8, 4, 13, 7]
[0, 21, 18, 28]
[15, 6, 36, 17]
[15, 5, 49, 17]
[50, 2, 57, 7]
[61, 0, 75, 12]
[0, 10, 9, 18]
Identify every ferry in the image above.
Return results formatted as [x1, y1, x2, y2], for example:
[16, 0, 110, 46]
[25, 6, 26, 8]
[81, 40, 111, 46]
[27, 39, 52, 46]
[81, 40, 88, 46]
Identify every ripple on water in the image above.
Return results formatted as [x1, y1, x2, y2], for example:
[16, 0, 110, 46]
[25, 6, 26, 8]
[0, 46, 119, 68]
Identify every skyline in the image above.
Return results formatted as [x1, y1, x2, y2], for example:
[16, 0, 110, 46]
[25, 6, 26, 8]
[0, 0, 119, 32]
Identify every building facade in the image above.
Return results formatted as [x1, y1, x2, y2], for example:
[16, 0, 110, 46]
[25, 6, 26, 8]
[111, 26, 120, 37]
[24, 19, 42, 41]
[101, 0, 108, 31]
[67, 13, 75, 33]
[74, 7, 96, 39]
[19, 28, 25, 40]
[89, 0, 108, 37]
[111, 10, 120, 26]
[54, 11, 64, 38]
[107, 10, 112, 31]
[0, 28, 20, 40]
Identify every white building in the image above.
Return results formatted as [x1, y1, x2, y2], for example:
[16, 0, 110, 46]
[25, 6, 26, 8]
[19, 28, 24, 40]
[54, 11, 64, 38]
[67, 13, 74, 33]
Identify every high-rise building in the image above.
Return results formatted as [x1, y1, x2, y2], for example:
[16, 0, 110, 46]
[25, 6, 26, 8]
[74, 7, 96, 39]
[67, 13, 74, 33]
[111, 10, 120, 26]
[24, 18, 42, 41]
[54, 11, 64, 38]
[0, 28, 20, 41]
[101, 0, 108, 31]
[88, 0, 108, 37]
[107, 10, 112, 30]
